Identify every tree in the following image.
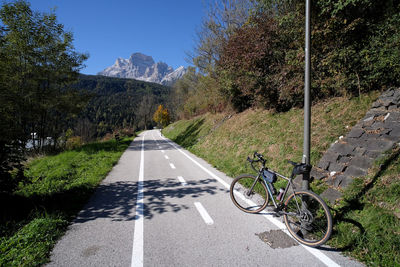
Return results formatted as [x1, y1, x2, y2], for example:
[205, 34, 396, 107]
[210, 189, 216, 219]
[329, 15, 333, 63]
[0, 0, 88, 192]
[153, 105, 171, 128]
[137, 94, 155, 130]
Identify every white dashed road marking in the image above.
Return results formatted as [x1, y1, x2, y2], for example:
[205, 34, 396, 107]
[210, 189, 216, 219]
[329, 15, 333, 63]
[177, 176, 188, 186]
[164, 155, 169, 160]
[194, 202, 214, 225]
[169, 163, 176, 169]
[159, 132, 340, 267]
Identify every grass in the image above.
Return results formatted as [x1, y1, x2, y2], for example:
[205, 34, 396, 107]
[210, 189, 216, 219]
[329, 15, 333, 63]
[329, 147, 400, 266]
[163, 91, 400, 266]
[163, 92, 378, 190]
[0, 137, 133, 266]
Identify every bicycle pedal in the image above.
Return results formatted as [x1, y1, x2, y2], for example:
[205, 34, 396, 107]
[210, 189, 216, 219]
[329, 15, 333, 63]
[272, 212, 282, 218]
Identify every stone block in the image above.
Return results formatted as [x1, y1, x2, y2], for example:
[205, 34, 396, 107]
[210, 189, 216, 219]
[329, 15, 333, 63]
[382, 134, 400, 142]
[366, 139, 394, 152]
[388, 105, 398, 110]
[381, 88, 395, 98]
[379, 128, 392, 135]
[340, 176, 353, 188]
[331, 143, 355, 156]
[385, 111, 400, 123]
[347, 128, 364, 138]
[382, 98, 394, 107]
[371, 101, 382, 108]
[332, 175, 343, 187]
[346, 137, 368, 148]
[310, 169, 328, 180]
[366, 110, 387, 117]
[388, 126, 400, 137]
[321, 188, 342, 205]
[371, 121, 385, 129]
[364, 133, 382, 140]
[344, 165, 368, 178]
[320, 151, 340, 164]
[317, 160, 330, 171]
[354, 147, 366, 156]
[365, 150, 382, 158]
[328, 162, 347, 172]
[350, 156, 373, 170]
[338, 156, 351, 164]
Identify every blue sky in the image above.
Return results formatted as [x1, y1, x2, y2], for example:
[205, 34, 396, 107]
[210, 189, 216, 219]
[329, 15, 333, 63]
[28, 0, 207, 74]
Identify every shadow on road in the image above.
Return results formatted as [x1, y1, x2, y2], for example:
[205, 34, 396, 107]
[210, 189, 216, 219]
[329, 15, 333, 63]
[74, 177, 228, 223]
[127, 139, 175, 152]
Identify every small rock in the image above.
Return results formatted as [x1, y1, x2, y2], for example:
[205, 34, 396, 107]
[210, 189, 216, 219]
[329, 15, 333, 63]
[384, 113, 391, 121]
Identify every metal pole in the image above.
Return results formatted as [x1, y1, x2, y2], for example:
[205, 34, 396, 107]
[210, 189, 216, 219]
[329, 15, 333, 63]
[302, 0, 311, 190]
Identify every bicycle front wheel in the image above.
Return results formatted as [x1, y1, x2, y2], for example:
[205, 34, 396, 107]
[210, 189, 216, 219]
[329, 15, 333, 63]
[230, 174, 269, 213]
[283, 190, 332, 247]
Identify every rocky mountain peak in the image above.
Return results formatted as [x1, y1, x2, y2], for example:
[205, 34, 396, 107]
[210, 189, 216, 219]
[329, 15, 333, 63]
[129, 53, 155, 67]
[98, 53, 186, 85]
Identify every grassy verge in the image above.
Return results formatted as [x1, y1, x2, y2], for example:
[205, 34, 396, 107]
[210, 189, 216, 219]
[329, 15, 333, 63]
[163, 92, 378, 190]
[330, 147, 400, 266]
[0, 137, 133, 266]
[163, 91, 400, 266]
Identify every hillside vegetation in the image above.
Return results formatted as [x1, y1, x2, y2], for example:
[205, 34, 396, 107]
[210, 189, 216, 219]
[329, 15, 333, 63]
[163, 92, 400, 266]
[73, 74, 172, 138]
[172, 0, 400, 118]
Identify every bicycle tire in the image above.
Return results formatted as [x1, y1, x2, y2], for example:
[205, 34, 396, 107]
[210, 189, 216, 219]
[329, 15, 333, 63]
[283, 190, 332, 247]
[230, 174, 269, 213]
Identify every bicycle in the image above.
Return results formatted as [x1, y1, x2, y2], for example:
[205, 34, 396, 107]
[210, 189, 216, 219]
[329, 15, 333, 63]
[230, 152, 332, 247]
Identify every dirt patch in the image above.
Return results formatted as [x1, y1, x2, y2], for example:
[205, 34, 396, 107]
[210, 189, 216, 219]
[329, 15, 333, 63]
[256, 230, 299, 249]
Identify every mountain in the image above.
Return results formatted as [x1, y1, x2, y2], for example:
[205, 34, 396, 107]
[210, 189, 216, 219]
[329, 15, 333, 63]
[98, 53, 187, 85]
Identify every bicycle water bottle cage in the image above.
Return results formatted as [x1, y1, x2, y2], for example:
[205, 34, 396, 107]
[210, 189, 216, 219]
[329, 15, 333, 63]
[292, 163, 312, 176]
[262, 169, 277, 183]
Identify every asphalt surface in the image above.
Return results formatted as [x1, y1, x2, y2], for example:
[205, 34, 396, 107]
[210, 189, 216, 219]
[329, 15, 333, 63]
[47, 130, 363, 267]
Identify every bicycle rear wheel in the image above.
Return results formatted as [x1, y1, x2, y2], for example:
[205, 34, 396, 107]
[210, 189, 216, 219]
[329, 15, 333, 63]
[283, 190, 332, 247]
[230, 174, 269, 213]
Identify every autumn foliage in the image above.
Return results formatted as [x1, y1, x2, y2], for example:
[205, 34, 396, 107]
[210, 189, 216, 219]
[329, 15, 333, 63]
[175, 0, 400, 116]
[153, 105, 171, 128]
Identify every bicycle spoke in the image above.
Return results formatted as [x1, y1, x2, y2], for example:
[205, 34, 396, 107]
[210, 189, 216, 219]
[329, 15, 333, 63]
[230, 175, 269, 213]
[283, 191, 332, 247]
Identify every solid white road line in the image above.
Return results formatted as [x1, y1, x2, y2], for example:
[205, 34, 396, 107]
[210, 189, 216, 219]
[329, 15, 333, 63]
[177, 176, 188, 186]
[194, 202, 214, 225]
[159, 132, 340, 267]
[169, 163, 176, 169]
[131, 133, 146, 267]
[164, 155, 169, 160]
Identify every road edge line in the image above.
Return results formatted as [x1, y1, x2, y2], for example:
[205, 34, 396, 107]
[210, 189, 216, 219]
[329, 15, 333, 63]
[131, 133, 146, 267]
[160, 132, 340, 267]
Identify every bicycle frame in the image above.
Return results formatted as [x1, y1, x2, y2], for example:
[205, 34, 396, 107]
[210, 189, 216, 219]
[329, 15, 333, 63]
[255, 167, 297, 210]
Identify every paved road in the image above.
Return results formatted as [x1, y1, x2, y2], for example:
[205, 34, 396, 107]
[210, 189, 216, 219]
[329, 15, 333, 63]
[48, 130, 363, 267]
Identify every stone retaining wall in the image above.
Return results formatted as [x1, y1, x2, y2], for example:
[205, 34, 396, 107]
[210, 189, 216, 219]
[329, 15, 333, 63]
[312, 88, 400, 202]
